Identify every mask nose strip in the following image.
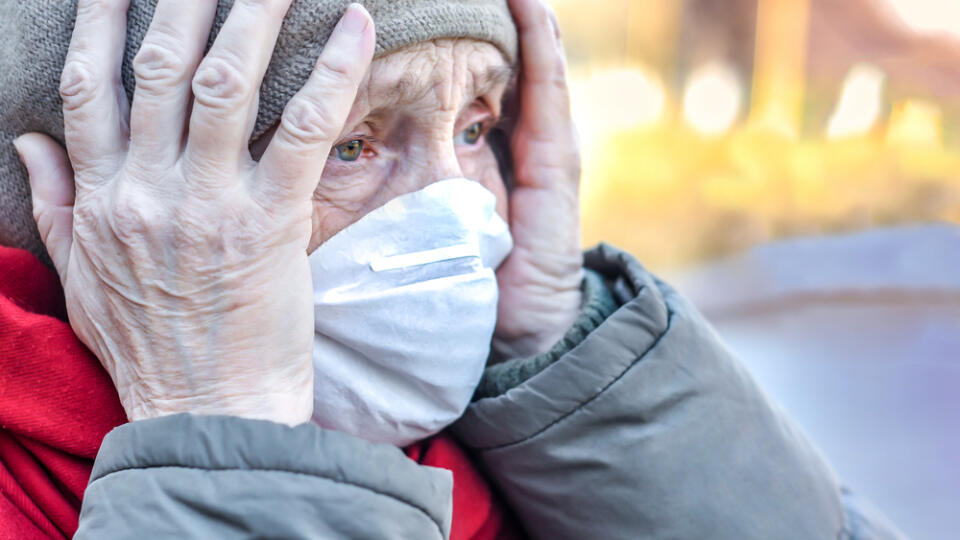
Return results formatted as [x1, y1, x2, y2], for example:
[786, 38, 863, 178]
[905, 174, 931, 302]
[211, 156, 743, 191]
[369, 244, 479, 272]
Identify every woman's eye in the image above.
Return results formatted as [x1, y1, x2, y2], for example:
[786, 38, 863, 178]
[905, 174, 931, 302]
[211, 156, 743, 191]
[456, 122, 485, 146]
[335, 139, 364, 162]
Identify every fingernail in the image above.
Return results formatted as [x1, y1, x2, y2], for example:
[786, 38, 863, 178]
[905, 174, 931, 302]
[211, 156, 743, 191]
[12, 136, 26, 165]
[339, 3, 370, 35]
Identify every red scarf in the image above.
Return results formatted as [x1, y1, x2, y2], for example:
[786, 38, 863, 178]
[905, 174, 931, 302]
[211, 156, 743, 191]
[0, 246, 520, 540]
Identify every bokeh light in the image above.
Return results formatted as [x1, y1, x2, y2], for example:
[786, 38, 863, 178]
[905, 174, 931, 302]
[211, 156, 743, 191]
[570, 67, 666, 143]
[683, 62, 743, 136]
[826, 64, 886, 139]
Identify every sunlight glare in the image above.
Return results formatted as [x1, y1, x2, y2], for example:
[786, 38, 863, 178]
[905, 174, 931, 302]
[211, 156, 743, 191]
[570, 66, 666, 144]
[589, 67, 666, 130]
[683, 63, 743, 136]
[886, 100, 943, 147]
[884, 0, 960, 36]
[826, 64, 885, 139]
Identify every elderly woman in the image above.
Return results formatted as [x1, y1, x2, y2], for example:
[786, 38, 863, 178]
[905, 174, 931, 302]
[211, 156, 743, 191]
[0, 0, 902, 538]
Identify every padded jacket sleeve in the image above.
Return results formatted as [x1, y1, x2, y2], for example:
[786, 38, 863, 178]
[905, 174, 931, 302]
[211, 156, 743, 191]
[74, 414, 453, 540]
[453, 244, 906, 540]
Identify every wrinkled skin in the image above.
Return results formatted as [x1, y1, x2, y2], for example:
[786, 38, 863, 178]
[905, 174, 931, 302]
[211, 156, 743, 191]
[253, 24, 583, 359]
[14, 0, 581, 425]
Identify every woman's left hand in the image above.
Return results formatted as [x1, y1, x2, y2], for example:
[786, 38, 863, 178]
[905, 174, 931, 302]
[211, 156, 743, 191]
[494, 0, 584, 358]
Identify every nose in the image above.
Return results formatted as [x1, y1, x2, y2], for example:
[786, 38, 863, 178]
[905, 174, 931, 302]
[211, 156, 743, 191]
[392, 129, 464, 196]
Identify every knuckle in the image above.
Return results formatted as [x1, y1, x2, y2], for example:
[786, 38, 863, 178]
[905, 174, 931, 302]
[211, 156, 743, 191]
[32, 204, 54, 237]
[547, 10, 563, 40]
[532, 0, 552, 25]
[72, 200, 99, 237]
[315, 55, 353, 82]
[567, 158, 582, 182]
[59, 59, 99, 111]
[107, 194, 162, 245]
[68, 149, 120, 178]
[191, 57, 253, 109]
[237, 0, 287, 17]
[551, 68, 570, 91]
[278, 98, 339, 147]
[75, 0, 119, 20]
[133, 42, 190, 88]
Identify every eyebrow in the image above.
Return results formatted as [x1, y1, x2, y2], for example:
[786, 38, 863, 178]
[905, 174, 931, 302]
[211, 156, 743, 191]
[474, 64, 516, 96]
[383, 74, 418, 103]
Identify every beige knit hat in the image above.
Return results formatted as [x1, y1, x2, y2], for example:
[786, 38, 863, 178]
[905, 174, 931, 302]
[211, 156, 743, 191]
[0, 0, 518, 264]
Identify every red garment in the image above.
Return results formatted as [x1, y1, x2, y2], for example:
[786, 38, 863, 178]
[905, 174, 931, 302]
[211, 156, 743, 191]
[0, 245, 521, 540]
[405, 436, 522, 540]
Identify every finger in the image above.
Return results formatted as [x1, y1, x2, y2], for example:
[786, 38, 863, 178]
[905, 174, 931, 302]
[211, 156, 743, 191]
[15, 134, 76, 279]
[128, 0, 219, 167]
[60, 0, 131, 178]
[254, 4, 375, 206]
[507, 0, 573, 136]
[184, 0, 294, 177]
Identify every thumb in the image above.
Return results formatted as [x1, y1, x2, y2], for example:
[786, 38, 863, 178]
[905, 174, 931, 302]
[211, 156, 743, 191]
[14, 133, 76, 280]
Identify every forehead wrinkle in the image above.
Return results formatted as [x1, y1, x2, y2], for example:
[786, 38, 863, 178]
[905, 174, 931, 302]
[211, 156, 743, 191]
[365, 63, 443, 117]
[364, 41, 514, 118]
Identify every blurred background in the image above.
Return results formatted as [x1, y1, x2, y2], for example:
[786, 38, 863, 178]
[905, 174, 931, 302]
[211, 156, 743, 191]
[550, 1, 960, 538]
[558, 0, 960, 270]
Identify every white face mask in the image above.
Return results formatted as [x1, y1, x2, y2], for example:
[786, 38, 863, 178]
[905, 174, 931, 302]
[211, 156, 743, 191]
[308, 178, 513, 447]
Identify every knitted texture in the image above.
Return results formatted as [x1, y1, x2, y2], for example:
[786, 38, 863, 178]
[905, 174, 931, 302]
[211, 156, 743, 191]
[0, 0, 517, 262]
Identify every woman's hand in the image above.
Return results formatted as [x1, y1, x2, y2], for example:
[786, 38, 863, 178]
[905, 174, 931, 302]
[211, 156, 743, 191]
[494, 0, 585, 358]
[14, 0, 375, 425]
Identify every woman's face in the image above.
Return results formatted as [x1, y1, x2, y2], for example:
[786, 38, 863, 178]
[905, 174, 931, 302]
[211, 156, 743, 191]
[252, 39, 513, 253]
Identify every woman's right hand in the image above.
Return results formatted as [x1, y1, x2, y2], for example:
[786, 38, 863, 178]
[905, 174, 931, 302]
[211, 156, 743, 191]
[13, 0, 375, 425]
